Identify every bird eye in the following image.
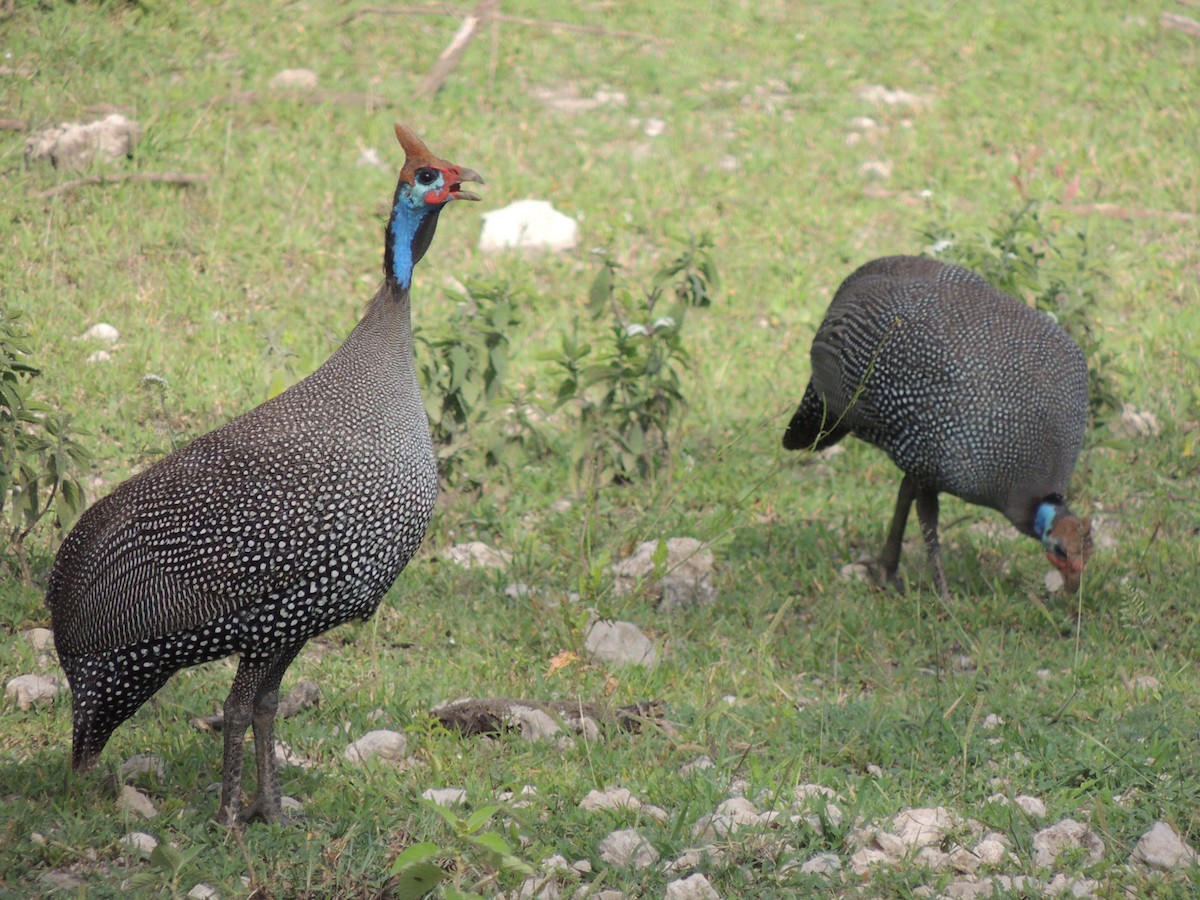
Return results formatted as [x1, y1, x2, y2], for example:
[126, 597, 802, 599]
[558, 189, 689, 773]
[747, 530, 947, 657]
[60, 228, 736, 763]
[1050, 541, 1068, 560]
[415, 167, 439, 186]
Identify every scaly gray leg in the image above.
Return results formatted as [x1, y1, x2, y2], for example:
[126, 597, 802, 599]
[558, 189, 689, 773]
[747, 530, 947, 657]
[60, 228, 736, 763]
[216, 659, 261, 827]
[879, 474, 918, 591]
[914, 487, 950, 600]
[235, 642, 306, 825]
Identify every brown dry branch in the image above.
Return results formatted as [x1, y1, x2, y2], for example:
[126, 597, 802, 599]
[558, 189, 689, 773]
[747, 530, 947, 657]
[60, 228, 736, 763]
[1058, 202, 1197, 223]
[417, 0, 499, 99]
[0, 117, 27, 131]
[37, 171, 209, 200]
[1162, 12, 1200, 36]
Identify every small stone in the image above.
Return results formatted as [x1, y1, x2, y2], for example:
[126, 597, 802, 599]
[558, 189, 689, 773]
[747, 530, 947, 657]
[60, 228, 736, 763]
[838, 562, 872, 582]
[479, 200, 579, 254]
[1045, 569, 1065, 592]
[86, 350, 113, 364]
[281, 796, 304, 814]
[1032, 819, 1104, 868]
[982, 714, 1004, 730]
[343, 729, 407, 764]
[717, 154, 739, 172]
[859, 159, 893, 179]
[1131, 821, 1197, 870]
[974, 839, 1008, 865]
[1129, 674, 1161, 692]
[857, 84, 930, 108]
[643, 118, 667, 138]
[598, 828, 658, 868]
[1014, 795, 1047, 818]
[43, 870, 87, 891]
[22, 628, 54, 651]
[507, 706, 562, 741]
[121, 831, 158, 854]
[444, 541, 512, 569]
[356, 147, 384, 169]
[117, 785, 158, 819]
[848, 847, 892, 875]
[120, 753, 166, 781]
[680, 756, 714, 775]
[664, 873, 718, 900]
[505, 582, 531, 600]
[584, 617, 657, 668]
[269, 68, 318, 89]
[186, 884, 219, 900]
[948, 846, 981, 873]
[512, 875, 560, 899]
[1045, 873, 1099, 897]
[799, 852, 841, 874]
[580, 787, 642, 813]
[611, 537, 716, 609]
[79, 322, 120, 344]
[892, 807, 955, 849]
[1115, 405, 1160, 438]
[915, 846, 950, 870]
[422, 787, 467, 806]
[25, 114, 140, 170]
[850, 116, 879, 130]
[30, 833, 46, 846]
[6, 674, 59, 710]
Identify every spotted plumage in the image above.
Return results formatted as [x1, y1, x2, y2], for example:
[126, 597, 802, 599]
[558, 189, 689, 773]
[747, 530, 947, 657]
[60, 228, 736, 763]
[46, 124, 483, 825]
[783, 255, 1092, 597]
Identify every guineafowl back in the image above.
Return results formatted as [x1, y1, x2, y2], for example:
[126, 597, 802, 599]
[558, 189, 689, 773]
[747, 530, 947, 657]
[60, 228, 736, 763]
[787, 256, 1088, 532]
[46, 285, 437, 661]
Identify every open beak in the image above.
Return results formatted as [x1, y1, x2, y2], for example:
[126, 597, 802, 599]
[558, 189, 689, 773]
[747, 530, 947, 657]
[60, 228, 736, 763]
[445, 165, 484, 202]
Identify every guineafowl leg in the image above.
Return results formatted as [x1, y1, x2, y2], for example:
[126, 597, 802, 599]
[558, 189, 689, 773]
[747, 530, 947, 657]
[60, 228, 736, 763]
[913, 487, 950, 600]
[217, 659, 261, 827]
[879, 474, 918, 591]
[237, 642, 306, 825]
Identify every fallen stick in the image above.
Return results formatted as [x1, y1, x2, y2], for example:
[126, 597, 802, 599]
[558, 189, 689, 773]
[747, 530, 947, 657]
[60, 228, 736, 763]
[1161, 12, 1200, 36]
[417, 0, 499, 99]
[37, 171, 209, 200]
[1058, 202, 1196, 223]
[0, 117, 27, 131]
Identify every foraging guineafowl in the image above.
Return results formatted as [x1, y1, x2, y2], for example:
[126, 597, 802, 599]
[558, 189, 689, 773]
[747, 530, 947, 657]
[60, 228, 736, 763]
[783, 256, 1092, 598]
[46, 124, 482, 826]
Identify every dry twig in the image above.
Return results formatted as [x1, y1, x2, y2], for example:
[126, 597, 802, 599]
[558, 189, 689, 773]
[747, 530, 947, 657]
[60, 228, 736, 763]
[1161, 12, 1200, 36]
[37, 171, 209, 200]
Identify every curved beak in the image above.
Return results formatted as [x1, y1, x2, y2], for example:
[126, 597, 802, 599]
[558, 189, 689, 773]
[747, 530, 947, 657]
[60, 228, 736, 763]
[445, 165, 484, 202]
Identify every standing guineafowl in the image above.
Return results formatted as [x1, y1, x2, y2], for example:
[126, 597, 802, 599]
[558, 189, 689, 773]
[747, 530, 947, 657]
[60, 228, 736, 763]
[46, 124, 482, 826]
[783, 256, 1092, 598]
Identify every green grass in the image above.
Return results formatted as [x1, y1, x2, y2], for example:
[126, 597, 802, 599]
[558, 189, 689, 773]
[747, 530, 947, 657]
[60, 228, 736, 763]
[3, 0, 1199, 896]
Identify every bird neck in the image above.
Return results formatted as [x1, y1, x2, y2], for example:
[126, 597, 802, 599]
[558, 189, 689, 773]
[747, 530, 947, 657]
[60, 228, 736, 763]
[384, 185, 443, 290]
[1032, 495, 1065, 545]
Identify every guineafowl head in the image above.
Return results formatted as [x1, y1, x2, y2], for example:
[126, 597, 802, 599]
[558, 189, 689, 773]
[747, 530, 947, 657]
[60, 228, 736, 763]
[1039, 508, 1093, 594]
[385, 123, 483, 288]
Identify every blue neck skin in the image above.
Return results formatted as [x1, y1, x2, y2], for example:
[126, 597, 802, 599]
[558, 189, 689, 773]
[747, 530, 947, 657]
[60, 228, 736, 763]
[387, 183, 437, 290]
[1033, 501, 1059, 545]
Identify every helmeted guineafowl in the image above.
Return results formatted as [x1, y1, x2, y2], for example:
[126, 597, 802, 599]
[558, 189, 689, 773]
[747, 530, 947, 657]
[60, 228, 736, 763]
[783, 255, 1092, 598]
[46, 123, 482, 826]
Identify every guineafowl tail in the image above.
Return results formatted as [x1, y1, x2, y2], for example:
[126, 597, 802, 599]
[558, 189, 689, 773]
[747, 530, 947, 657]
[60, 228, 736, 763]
[783, 382, 850, 451]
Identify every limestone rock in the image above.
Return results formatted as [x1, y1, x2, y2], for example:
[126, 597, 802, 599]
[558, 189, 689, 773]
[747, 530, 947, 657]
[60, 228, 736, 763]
[479, 200, 579, 253]
[5, 674, 59, 710]
[121, 831, 158, 854]
[612, 538, 715, 609]
[117, 785, 158, 819]
[1131, 821, 1197, 870]
[120, 753, 166, 782]
[664, 873, 719, 900]
[343, 729, 407, 764]
[1032, 819, 1104, 868]
[445, 541, 512, 570]
[269, 68, 318, 89]
[598, 828, 658, 868]
[422, 787, 467, 807]
[584, 617, 657, 668]
[580, 787, 642, 813]
[26, 114, 140, 170]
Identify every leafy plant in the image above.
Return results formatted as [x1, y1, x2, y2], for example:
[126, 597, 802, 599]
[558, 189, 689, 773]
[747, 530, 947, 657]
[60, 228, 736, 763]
[388, 802, 535, 899]
[415, 279, 540, 487]
[0, 310, 92, 581]
[921, 201, 1122, 429]
[123, 842, 202, 899]
[548, 233, 718, 483]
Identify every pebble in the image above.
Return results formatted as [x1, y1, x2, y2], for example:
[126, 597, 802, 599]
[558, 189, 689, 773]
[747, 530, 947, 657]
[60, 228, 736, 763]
[78, 322, 120, 344]
[122, 831, 159, 854]
[5, 674, 59, 710]
[597, 828, 658, 868]
[663, 873, 718, 900]
[1131, 821, 1197, 870]
[422, 787, 467, 807]
[343, 729, 407, 764]
[117, 785, 158, 819]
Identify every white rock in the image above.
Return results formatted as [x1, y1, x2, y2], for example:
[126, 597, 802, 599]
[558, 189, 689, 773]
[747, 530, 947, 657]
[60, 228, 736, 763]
[1032, 819, 1104, 868]
[121, 831, 158, 854]
[343, 729, 407, 764]
[1044, 873, 1099, 897]
[580, 787, 642, 813]
[507, 706, 562, 741]
[86, 350, 113, 364]
[444, 541, 512, 570]
[664, 873, 718, 900]
[680, 756, 714, 775]
[422, 787, 467, 806]
[120, 754, 166, 781]
[5, 674, 59, 710]
[692, 797, 767, 840]
[1129, 674, 1161, 692]
[948, 846, 982, 873]
[974, 839, 1008, 866]
[186, 884, 219, 900]
[25, 114, 140, 170]
[584, 617, 657, 668]
[269, 68, 318, 89]
[22, 627, 55, 651]
[717, 154, 739, 172]
[512, 875, 560, 899]
[505, 582, 531, 600]
[850, 116, 879, 130]
[273, 740, 315, 768]
[479, 200, 579, 254]
[838, 562, 872, 582]
[1014, 795, 1047, 818]
[1115, 405, 1160, 438]
[356, 147, 384, 169]
[281, 796, 304, 814]
[859, 159, 893, 179]
[799, 852, 841, 874]
[611, 537, 715, 609]
[915, 845, 950, 870]
[78, 322, 120, 344]
[1131, 821, 1197, 870]
[857, 85, 930, 108]
[117, 785, 158, 819]
[597, 828, 658, 868]
[848, 847, 892, 875]
[982, 714, 1004, 730]
[942, 880, 995, 900]
[643, 118, 667, 138]
[892, 807, 955, 849]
